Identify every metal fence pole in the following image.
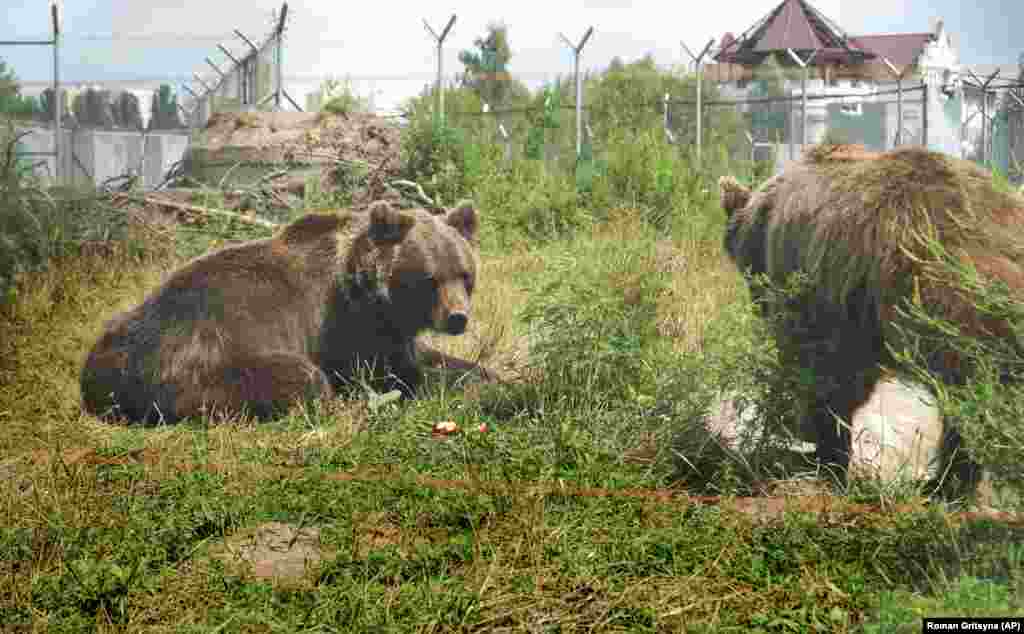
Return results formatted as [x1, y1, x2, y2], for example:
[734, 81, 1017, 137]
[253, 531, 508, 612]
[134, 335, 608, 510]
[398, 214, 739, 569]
[275, 4, 287, 109]
[967, 69, 1001, 164]
[788, 88, 794, 160]
[682, 38, 715, 166]
[663, 93, 672, 142]
[786, 48, 818, 154]
[424, 14, 456, 126]
[574, 47, 580, 156]
[559, 27, 594, 158]
[52, 3, 61, 185]
[896, 77, 903, 146]
[922, 79, 928, 149]
[2, 5, 63, 186]
[881, 58, 906, 147]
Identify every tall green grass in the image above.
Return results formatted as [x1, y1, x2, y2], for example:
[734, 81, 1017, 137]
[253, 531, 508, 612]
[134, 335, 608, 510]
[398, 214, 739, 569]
[0, 121, 164, 307]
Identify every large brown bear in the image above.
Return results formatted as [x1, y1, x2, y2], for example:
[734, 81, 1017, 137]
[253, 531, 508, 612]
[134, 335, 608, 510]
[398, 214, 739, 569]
[719, 145, 1024, 498]
[80, 201, 481, 424]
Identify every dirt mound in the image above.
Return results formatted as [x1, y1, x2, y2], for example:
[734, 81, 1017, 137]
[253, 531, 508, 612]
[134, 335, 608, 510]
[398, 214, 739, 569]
[200, 111, 400, 165]
[188, 110, 405, 210]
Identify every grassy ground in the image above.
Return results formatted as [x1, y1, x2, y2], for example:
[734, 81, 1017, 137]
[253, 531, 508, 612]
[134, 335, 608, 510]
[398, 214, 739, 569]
[1, 194, 1023, 632]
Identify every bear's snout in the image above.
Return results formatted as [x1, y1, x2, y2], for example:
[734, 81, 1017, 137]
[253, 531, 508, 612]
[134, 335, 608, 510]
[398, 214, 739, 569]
[433, 279, 472, 335]
[445, 311, 468, 335]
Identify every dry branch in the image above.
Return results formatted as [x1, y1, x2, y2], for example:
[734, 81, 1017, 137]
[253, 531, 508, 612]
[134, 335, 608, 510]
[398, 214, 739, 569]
[112, 193, 280, 229]
[389, 179, 436, 208]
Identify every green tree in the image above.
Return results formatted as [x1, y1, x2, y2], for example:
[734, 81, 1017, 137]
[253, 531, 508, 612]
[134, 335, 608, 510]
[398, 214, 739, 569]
[149, 84, 184, 130]
[458, 22, 512, 109]
[318, 76, 370, 116]
[0, 58, 40, 119]
[0, 59, 18, 103]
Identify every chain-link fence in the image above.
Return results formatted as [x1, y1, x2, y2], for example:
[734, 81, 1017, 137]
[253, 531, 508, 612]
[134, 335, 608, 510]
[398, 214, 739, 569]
[6, 6, 1024, 191]
[430, 47, 1024, 186]
[199, 28, 283, 120]
[959, 78, 1024, 182]
[425, 71, 595, 173]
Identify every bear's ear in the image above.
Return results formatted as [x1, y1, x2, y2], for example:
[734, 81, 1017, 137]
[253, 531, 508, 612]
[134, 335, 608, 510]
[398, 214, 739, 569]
[446, 200, 478, 242]
[368, 201, 416, 244]
[718, 176, 752, 217]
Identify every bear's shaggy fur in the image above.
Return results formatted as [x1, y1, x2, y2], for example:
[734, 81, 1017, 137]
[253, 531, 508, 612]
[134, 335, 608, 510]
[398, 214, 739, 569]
[80, 200, 481, 424]
[720, 145, 1024, 497]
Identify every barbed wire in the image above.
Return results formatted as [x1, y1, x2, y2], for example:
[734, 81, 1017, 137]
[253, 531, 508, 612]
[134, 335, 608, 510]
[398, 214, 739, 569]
[9, 33, 276, 42]
[15, 74, 1022, 92]
[14, 74, 572, 85]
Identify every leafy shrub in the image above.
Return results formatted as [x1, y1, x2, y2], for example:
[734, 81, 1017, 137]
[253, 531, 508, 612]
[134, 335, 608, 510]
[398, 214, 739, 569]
[473, 157, 590, 249]
[398, 109, 474, 208]
[0, 123, 152, 306]
[518, 215, 672, 406]
[317, 77, 370, 117]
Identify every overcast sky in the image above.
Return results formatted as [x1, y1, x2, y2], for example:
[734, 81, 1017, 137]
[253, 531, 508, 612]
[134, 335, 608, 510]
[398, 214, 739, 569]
[3, 0, 1021, 112]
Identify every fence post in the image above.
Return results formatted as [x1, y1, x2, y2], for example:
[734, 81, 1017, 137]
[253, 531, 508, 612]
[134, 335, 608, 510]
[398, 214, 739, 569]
[788, 87, 794, 160]
[1006, 89, 1024, 180]
[663, 92, 670, 141]
[921, 79, 928, 149]
[1, 7, 65, 184]
[786, 48, 818, 156]
[681, 38, 715, 167]
[896, 77, 903, 147]
[275, 4, 287, 109]
[423, 14, 456, 126]
[52, 3, 61, 186]
[559, 27, 594, 159]
[499, 122, 511, 163]
[881, 58, 907, 148]
[967, 69, 1001, 165]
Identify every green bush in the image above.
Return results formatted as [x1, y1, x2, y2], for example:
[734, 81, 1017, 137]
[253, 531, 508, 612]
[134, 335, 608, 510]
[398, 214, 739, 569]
[0, 124, 150, 306]
[398, 101, 476, 208]
[518, 218, 672, 407]
[472, 157, 588, 249]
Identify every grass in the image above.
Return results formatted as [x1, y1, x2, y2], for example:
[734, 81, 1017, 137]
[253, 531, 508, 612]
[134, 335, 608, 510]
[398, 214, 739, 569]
[3, 206, 1023, 631]
[2, 97, 1024, 630]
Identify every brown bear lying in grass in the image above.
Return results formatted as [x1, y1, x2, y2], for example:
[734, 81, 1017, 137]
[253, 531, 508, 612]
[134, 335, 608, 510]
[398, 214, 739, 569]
[719, 144, 1024, 499]
[80, 201, 481, 424]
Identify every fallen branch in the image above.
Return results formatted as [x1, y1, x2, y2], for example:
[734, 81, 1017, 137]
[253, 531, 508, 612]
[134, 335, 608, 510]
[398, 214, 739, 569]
[257, 168, 291, 185]
[112, 193, 280, 230]
[291, 150, 379, 171]
[217, 160, 246, 190]
[389, 179, 435, 208]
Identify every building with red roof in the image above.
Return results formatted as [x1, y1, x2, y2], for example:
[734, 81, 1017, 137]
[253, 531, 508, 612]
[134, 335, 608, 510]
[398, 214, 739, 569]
[707, 0, 943, 85]
[701, 0, 979, 161]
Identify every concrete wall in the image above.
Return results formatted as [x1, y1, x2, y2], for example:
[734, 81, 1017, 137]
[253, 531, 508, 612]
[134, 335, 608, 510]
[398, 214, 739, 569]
[14, 124, 190, 190]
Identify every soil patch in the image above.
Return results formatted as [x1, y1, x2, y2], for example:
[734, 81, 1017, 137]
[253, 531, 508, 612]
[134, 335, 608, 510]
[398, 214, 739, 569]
[207, 521, 332, 586]
[185, 111, 405, 211]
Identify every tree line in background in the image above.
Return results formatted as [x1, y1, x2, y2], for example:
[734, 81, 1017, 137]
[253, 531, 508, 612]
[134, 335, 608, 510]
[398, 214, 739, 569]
[0, 58, 186, 130]
[392, 20, 770, 179]
[383, 21, 783, 236]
